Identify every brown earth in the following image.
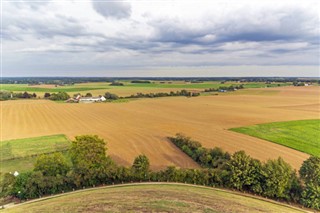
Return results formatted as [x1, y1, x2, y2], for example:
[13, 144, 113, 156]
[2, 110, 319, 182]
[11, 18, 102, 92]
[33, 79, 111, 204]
[1, 86, 319, 170]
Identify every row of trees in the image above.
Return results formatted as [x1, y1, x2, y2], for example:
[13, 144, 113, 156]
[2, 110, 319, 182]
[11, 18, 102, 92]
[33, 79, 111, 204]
[0, 135, 319, 210]
[168, 134, 320, 209]
[0, 91, 37, 100]
[131, 80, 151, 84]
[125, 90, 200, 99]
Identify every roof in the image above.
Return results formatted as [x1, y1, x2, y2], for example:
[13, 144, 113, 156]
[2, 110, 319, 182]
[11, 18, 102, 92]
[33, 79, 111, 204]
[79, 97, 102, 100]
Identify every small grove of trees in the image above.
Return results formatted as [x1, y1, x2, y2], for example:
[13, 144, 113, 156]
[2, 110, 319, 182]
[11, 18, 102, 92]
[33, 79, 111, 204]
[1, 91, 37, 100]
[0, 134, 319, 210]
[110, 82, 124, 86]
[104, 92, 119, 100]
[0, 91, 12, 100]
[293, 82, 306, 86]
[49, 92, 70, 101]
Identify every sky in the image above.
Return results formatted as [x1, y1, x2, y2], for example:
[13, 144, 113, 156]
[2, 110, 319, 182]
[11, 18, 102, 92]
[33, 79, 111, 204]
[1, 0, 319, 77]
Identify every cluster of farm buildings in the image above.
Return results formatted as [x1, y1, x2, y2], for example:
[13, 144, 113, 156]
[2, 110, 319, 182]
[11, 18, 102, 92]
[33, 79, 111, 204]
[66, 95, 106, 103]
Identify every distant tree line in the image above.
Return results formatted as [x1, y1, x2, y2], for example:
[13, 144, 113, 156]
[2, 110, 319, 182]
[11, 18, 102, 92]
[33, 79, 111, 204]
[131, 80, 151, 84]
[110, 82, 124, 86]
[0, 91, 37, 101]
[204, 85, 244, 92]
[126, 90, 200, 99]
[0, 134, 319, 210]
[2, 77, 318, 85]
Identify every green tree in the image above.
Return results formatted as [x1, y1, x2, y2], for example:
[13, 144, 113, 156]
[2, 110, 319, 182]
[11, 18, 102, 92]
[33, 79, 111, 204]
[104, 92, 119, 100]
[69, 135, 111, 186]
[34, 152, 70, 176]
[49, 92, 70, 101]
[299, 156, 320, 185]
[261, 157, 294, 199]
[44, 92, 51, 98]
[132, 154, 150, 180]
[226, 151, 262, 192]
[300, 183, 320, 210]
[85, 92, 92, 97]
[0, 173, 15, 197]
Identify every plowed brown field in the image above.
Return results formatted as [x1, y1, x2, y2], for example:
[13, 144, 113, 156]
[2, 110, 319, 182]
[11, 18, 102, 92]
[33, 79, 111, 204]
[1, 86, 319, 170]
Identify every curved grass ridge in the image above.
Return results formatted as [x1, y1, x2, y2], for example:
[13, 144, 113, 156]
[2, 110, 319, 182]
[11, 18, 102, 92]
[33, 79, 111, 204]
[230, 119, 320, 157]
[3, 183, 309, 213]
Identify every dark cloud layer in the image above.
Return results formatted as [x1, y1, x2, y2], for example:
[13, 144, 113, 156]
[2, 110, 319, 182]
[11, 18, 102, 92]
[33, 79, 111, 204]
[92, 1, 131, 19]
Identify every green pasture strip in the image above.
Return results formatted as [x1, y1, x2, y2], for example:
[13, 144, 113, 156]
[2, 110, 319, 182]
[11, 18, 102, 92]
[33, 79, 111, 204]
[230, 119, 320, 156]
[0, 134, 70, 161]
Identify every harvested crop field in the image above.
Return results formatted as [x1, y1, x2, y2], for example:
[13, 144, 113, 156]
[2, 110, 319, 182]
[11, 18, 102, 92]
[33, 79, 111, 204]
[1, 86, 319, 170]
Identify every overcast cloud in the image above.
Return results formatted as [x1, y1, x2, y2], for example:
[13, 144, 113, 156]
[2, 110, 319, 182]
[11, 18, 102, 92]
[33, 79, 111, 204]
[2, 0, 319, 77]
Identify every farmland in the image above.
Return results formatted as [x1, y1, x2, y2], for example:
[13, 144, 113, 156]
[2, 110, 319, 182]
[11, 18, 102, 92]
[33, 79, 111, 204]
[3, 183, 308, 213]
[0, 135, 70, 174]
[230, 119, 320, 157]
[0, 81, 291, 97]
[1, 86, 319, 170]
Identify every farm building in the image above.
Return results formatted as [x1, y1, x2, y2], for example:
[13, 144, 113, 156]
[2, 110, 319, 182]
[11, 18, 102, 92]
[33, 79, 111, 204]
[66, 95, 106, 103]
[79, 96, 106, 103]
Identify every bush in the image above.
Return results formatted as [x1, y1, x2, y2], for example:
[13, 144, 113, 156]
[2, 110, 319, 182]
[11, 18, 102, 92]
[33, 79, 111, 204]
[105, 92, 119, 100]
[34, 153, 70, 176]
[49, 92, 70, 101]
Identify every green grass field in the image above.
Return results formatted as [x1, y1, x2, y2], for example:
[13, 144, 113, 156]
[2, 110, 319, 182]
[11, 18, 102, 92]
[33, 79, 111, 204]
[3, 183, 306, 213]
[230, 119, 320, 157]
[0, 84, 106, 93]
[0, 135, 71, 174]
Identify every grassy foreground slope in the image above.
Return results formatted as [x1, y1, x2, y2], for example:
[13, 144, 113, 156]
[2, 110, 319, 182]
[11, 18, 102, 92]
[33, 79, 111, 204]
[0, 135, 70, 174]
[230, 119, 320, 157]
[4, 183, 307, 213]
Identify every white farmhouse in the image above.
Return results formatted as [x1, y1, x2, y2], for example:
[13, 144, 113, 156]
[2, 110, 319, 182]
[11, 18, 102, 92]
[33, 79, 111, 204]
[79, 96, 106, 103]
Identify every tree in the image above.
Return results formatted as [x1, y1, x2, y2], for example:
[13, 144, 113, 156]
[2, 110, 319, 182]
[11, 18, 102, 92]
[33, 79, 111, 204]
[105, 92, 119, 100]
[49, 92, 70, 101]
[226, 151, 262, 192]
[300, 183, 320, 210]
[0, 173, 15, 197]
[22, 92, 31, 99]
[85, 93, 92, 97]
[34, 153, 70, 176]
[44, 92, 51, 98]
[69, 135, 112, 186]
[261, 157, 294, 200]
[299, 156, 320, 185]
[132, 154, 150, 180]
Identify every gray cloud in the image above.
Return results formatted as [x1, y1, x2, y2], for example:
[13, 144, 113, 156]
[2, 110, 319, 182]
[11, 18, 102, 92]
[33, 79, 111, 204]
[2, 1, 319, 77]
[92, 1, 131, 19]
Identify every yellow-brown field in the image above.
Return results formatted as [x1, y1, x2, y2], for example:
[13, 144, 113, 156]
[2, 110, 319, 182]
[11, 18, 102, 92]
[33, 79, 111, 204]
[1, 86, 319, 170]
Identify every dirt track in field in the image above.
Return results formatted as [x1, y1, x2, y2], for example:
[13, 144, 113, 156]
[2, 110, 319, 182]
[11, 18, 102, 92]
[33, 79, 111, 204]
[1, 86, 319, 170]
